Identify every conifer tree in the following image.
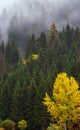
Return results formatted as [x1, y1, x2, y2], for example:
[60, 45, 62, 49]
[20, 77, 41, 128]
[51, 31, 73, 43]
[38, 32, 47, 49]
[5, 42, 19, 72]
[65, 24, 74, 48]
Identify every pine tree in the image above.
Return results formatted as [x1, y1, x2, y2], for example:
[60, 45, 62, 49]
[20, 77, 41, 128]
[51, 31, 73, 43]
[74, 27, 80, 42]
[38, 32, 47, 49]
[65, 24, 74, 48]
[0, 72, 17, 119]
[5, 42, 19, 72]
[0, 42, 5, 80]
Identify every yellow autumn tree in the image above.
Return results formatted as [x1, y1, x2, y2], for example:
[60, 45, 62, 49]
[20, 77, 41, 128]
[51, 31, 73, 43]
[31, 54, 39, 60]
[48, 22, 58, 46]
[43, 72, 80, 130]
[22, 54, 39, 65]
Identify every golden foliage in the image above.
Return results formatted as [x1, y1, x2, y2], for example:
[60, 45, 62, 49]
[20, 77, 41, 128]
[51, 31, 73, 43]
[48, 22, 58, 40]
[22, 54, 39, 65]
[43, 72, 80, 124]
[76, 91, 80, 119]
[31, 54, 39, 60]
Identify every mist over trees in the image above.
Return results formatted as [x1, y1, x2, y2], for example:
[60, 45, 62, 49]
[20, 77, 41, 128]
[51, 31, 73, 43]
[8, 14, 48, 52]
[0, 0, 80, 45]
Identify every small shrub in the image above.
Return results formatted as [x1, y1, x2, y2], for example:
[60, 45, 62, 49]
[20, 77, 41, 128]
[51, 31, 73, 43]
[2, 119, 15, 130]
[18, 119, 27, 130]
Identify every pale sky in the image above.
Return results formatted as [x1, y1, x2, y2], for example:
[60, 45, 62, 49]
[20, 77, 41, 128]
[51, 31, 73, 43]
[0, 0, 69, 12]
[0, 0, 79, 26]
[0, 0, 20, 14]
[0, 0, 80, 41]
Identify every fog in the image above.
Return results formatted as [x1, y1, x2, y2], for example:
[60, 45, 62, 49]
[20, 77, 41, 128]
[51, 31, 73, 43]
[0, 0, 80, 42]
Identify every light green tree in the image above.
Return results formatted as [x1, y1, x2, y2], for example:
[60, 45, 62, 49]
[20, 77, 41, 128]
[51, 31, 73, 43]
[18, 120, 27, 130]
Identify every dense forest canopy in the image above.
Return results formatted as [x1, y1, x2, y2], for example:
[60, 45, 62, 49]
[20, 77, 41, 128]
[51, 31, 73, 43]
[0, 22, 80, 130]
[0, 0, 80, 44]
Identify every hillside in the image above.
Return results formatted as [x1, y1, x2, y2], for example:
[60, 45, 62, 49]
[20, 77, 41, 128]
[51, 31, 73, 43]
[0, 23, 80, 130]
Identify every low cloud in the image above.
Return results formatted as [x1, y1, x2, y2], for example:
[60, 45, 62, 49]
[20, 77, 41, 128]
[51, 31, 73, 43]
[0, 0, 80, 41]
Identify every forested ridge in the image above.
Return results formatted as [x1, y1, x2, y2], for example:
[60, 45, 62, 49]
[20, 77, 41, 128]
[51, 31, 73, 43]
[0, 23, 80, 130]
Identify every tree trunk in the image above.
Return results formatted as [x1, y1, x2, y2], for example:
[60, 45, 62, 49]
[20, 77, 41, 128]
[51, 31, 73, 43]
[64, 122, 67, 130]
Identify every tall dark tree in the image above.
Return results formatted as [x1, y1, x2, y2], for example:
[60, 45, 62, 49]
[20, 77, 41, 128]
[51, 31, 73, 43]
[73, 27, 80, 42]
[0, 42, 5, 80]
[65, 24, 74, 48]
[38, 32, 47, 49]
[25, 34, 36, 58]
[5, 42, 20, 72]
[0, 72, 17, 119]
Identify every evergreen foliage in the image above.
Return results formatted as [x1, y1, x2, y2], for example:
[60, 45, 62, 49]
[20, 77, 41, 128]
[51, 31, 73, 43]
[0, 23, 80, 130]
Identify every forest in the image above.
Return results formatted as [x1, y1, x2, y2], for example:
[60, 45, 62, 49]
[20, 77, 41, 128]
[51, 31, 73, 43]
[0, 23, 80, 130]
